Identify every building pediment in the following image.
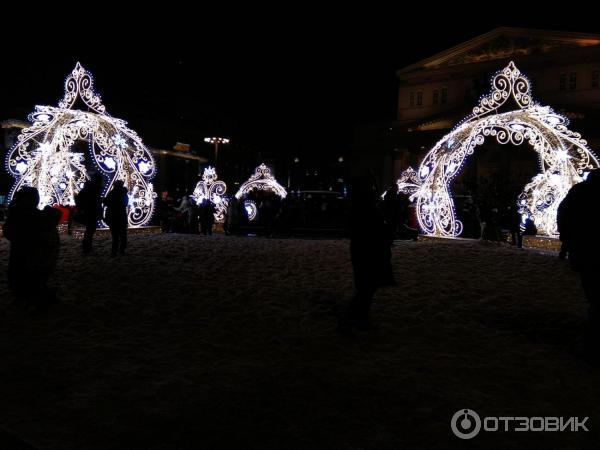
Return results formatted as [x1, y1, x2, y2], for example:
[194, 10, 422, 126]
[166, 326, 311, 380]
[398, 27, 600, 75]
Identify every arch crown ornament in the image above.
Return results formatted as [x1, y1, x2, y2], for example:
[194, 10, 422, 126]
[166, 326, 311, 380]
[5, 62, 157, 227]
[400, 61, 599, 237]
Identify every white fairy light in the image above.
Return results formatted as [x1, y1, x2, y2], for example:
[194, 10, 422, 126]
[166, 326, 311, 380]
[191, 166, 229, 222]
[244, 200, 257, 221]
[401, 61, 599, 237]
[15, 162, 28, 174]
[5, 62, 157, 227]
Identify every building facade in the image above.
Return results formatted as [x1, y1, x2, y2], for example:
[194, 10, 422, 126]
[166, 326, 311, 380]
[355, 27, 600, 191]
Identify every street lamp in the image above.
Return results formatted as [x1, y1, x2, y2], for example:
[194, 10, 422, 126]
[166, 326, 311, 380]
[204, 137, 230, 167]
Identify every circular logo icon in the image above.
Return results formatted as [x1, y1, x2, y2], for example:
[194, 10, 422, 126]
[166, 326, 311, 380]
[451, 409, 481, 440]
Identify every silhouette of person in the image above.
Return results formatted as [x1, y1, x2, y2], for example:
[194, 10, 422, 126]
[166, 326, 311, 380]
[382, 185, 401, 241]
[199, 199, 216, 235]
[557, 169, 600, 361]
[3, 187, 61, 309]
[341, 175, 394, 332]
[174, 194, 193, 233]
[103, 180, 129, 257]
[224, 196, 240, 235]
[76, 173, 104, 254]
[506, 205, 523, 248]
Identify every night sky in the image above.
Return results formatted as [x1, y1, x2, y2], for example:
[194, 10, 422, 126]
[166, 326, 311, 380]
[1, 14, 597, 165]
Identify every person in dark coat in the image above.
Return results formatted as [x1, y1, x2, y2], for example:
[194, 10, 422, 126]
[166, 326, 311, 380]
[103, 180, 129, 256]
[76, 173, 104, 254]
[506, 205, 523, 248]
[199, 199, 216, 235]
[3, 187, 61, 308]
[224, 197, 240, 235]
[557, 169, 600, 361]
[340, 175, 394, 333]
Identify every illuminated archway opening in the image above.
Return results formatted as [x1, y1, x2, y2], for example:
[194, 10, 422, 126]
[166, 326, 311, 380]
[234, 163, 287, 221]
[398, 62, 599, 237]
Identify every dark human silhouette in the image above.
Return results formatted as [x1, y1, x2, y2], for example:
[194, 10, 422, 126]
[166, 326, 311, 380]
[557, 170, 600, 361]
[76, 173, 104, 254]
[103, 180, 129, 257]
[3, 187, 61, 309]
[506, 205, 523, 248]
[382, 186, 401, 241]
[340, 175, 394, 333]
[522, 217, 537, 236]
[224, 196, 240, 235]
[199, 199, 216, 235]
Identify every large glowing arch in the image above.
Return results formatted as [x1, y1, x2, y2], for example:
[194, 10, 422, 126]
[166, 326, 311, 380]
[401, 62, 599, 237]
[5, 62, 157, 227]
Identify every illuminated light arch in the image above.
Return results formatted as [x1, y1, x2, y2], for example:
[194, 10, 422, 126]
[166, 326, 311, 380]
[235, 163, 287, 199]
[401, 61, 599, 237]
[5, 62, 157, 227]
[234, 163, 287, 222]
[191, 166, 228, 222]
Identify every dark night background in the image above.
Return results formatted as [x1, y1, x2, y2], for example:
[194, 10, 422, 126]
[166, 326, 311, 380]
[2, 13, 597, 167]
[2, 9, 600, 450]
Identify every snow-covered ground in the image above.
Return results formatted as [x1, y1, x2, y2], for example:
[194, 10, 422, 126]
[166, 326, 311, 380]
[0, 234, 598, 449]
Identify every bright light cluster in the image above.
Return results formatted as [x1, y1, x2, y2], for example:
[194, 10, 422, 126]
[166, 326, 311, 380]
[401, 61, 599, 237]
[5, 62, 157, 227]
[191, 166, 228, 222]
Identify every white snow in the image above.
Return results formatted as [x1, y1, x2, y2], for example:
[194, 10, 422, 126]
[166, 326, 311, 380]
[0, 234, 598, 449]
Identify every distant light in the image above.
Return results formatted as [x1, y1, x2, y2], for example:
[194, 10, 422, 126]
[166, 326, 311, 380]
[204, 137, 230, 144]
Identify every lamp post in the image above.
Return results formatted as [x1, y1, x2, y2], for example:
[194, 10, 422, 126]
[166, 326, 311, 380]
[204, 137, 230, 168]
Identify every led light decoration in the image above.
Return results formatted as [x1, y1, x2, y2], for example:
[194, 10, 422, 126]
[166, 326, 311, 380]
[5, 62, 157, 227]
[191, 166, 228, 222]
[396, 167, 421, 195]
[403, 61, 599, 237]
[234, 163, 287, 199]
[244, 199, 258, 221]
[234, 163, 287, 221]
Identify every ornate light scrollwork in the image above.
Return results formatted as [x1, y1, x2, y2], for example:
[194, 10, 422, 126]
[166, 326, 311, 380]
[234, 163, 287, 199]
[403, 61, 599, 237]
[396, 167, 421, 195]
[5, 62, 157, 227]
[191, 166, 229, 222]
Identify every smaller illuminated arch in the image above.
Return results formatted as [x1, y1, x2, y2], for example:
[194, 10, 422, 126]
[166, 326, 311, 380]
[234, 163, 287, 199]
[234, 163, 286, 222]
[191, 166, 228, 222]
